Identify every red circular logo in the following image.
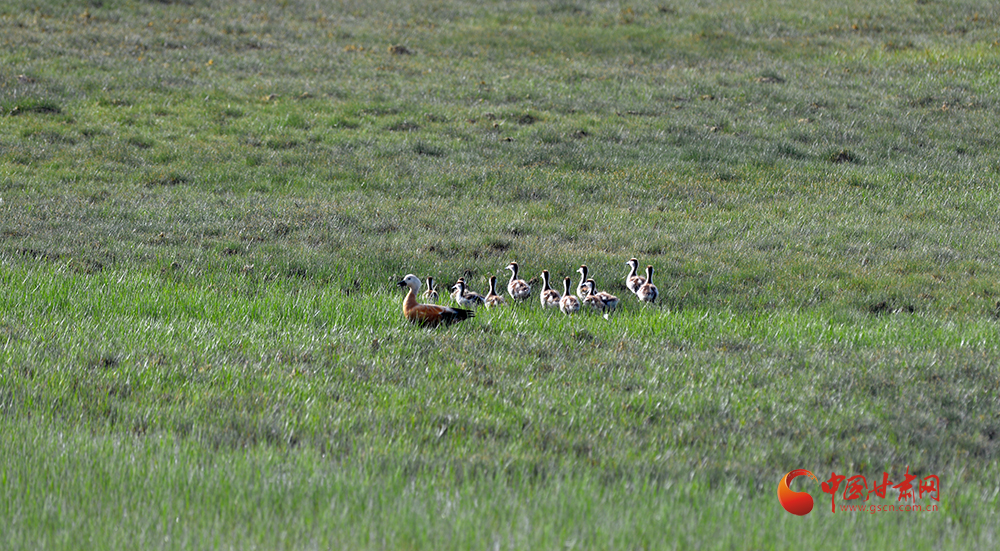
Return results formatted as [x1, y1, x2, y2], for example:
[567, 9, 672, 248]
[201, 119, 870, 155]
[777, 469, 818, 516]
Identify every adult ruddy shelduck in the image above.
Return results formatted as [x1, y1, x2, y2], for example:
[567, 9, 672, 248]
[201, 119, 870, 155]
[559, 276, 580, 315]
[539, 270, 561, 309]
[505, 261, 531, 301]
[484, 275, 506, 308]
[422, 276, 439, 304]
[636, 265, 659, 304]
[624, 258, 646, 294]
[576, 265, 590, 300]
[398, 274, 474, 327]
[451, 278, 485, 308]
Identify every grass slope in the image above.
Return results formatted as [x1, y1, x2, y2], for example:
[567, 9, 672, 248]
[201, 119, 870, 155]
[2, 0, 999, 548]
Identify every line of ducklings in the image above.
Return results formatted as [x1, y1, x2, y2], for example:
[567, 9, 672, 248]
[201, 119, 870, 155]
[398, 258, 658, 326]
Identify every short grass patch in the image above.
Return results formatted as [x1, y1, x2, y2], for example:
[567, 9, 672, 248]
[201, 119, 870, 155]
[2, 0, 1000, 548]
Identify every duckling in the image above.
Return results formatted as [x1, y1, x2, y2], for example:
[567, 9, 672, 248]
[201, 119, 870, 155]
[398, 274, 474, 327]
[576, 265, 590, 300]
[636, 265, 659, 304]
[559, 276, 580, 315]
[539, 270, 561, 309]
[484, 275, 506, 308]
[505, 261, 531, 301]
[449, 277, 466, 304]
[584, 279, 619, 314]
[624, 258, 646, 294]
[449, 277, 465, 302]
[422, 276, 439, 304]
[451, 279, 485, 308]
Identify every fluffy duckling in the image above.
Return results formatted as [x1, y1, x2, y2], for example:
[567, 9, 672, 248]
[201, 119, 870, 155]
[539, 270, 561, 309]
[451, 279, 485, 308]
[576, 265, 590, 300]
[559, 276, 580, 315]
[398, 274, 474, 327]
[624, 258, 646, 294]
[505, 262, 531, 301]
[636, 265, 659, 304]
[484, 275, 506, 308]
[582, 281, 604, 312]
[449, 277, 465, 304]
[422, 276, 439, 304]
[584, 279, 619, 314]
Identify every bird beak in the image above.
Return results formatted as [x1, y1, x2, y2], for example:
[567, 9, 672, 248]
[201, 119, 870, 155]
[397, 280, 408, 288]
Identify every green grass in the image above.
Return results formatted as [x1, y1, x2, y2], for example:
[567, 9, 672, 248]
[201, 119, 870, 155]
[3, 421, 994, 550]
[2, 0, 1000, 548]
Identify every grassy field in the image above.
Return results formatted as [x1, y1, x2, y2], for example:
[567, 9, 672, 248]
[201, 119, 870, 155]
[2, 0, 1000, 548]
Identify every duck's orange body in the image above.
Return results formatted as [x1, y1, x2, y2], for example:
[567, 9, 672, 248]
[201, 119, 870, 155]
[399, 274, 474, 327]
